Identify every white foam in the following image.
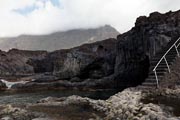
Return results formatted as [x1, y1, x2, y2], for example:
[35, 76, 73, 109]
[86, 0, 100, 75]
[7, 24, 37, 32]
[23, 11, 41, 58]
[1, 79, 29, 89]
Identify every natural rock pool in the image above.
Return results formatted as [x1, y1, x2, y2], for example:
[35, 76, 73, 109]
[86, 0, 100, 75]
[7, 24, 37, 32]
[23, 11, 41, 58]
[0, 90, 117, 120]
[0, 89, 118, 105]
[29, 104, 106, 120]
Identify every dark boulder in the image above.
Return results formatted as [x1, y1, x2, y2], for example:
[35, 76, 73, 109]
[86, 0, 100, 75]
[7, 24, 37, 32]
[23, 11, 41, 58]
[0, 81, 7, 89]
[0, 49, 47, 77]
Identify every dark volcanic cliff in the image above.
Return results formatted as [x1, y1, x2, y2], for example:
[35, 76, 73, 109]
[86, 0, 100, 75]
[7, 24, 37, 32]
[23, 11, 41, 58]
[115, 10, 180, 87]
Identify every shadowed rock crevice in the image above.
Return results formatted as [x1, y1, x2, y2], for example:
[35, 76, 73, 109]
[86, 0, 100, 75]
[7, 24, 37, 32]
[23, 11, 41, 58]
[27, 58, 54, 73]
[78, 57, 115, 79]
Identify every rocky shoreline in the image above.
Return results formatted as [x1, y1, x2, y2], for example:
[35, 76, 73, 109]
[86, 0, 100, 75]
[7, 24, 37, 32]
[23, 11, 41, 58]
[0, 87, 180, 120]
[0, 9, 179, 120]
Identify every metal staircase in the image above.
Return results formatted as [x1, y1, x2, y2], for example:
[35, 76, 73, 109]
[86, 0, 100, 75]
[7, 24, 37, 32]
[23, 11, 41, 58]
[141, 37, 180, 88]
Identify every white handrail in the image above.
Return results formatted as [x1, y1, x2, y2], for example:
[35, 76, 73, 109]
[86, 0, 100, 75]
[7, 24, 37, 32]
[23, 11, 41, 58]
[153, 37, 180, 87]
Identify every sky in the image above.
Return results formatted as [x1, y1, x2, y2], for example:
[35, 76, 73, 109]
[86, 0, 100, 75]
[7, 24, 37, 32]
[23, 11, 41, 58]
[0, 0, 180, 37]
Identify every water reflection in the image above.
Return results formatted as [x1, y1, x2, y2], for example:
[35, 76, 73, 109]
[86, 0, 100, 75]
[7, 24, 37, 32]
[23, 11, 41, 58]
[0, 89, 119, 105]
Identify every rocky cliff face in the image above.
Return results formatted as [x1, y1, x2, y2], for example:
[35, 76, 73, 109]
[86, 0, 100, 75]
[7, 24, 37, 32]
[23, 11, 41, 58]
[28, 38, 116, 80]
[115, 10, 180, 87]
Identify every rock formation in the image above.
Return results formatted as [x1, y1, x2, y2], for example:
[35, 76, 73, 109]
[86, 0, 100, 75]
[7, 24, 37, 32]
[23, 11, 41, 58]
[0, 38, 117, 90]
[29, 38, 116, 80]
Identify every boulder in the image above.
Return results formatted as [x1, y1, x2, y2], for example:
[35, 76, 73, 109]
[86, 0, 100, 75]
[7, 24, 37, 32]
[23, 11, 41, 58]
[0, 80, 7, 89]
[0, 49, 47, 77]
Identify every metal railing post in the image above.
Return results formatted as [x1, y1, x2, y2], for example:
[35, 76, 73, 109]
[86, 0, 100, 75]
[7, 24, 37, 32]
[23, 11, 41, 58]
[154, 70, 159, 88]
[174, 45, 180, 57]
[164, 56, 170, 73]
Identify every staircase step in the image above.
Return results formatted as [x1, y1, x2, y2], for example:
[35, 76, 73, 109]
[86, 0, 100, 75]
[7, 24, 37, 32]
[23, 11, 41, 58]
[148, 70, 167, 74]
[155, 53, 177, 57]
[138, 85, 157, 89]
[155, 66, 169, 68]
[165, 55, 177, 58]
[149, 71, 166, 76]
[145, 79, 157, 83]
[155, 53, 177, 56]
[151, 57, 176, 61]
[150, 65, 168, 72]
[150, 61, 173, 66]
[149, 67, 168, 72]
[151, 58, 175, 61]
[152, 55, 176, 58]
[148, 75, 163, 80]
[151, 64, 174, 69]
[142, 82, 157, 87]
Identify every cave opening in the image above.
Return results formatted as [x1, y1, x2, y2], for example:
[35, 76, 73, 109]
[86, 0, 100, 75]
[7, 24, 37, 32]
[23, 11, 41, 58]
[139, 55, 150, 84]
[115, 55, 150, 89]
[78, 58, 106, 79]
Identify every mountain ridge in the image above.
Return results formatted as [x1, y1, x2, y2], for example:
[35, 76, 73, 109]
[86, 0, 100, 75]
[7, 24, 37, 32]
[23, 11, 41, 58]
[0, 25, 119, 51]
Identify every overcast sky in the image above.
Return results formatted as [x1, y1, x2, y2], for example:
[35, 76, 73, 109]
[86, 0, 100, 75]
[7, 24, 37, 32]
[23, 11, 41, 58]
[0, 0, 180, 37]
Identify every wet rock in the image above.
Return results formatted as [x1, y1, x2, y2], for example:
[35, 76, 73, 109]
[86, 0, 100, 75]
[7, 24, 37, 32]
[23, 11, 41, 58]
[70, 77, 82, 82]
[32, 118, 51, 120]
[0, 105, 46, 120]
[0, 80, 7, 89]
[29, 75, 59, 83]
[10, 75, 117, 90]
[1, 116, 13, 120]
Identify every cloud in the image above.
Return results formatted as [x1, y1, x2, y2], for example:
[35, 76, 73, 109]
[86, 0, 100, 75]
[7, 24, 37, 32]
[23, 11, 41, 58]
[0, 0, 180, 37]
